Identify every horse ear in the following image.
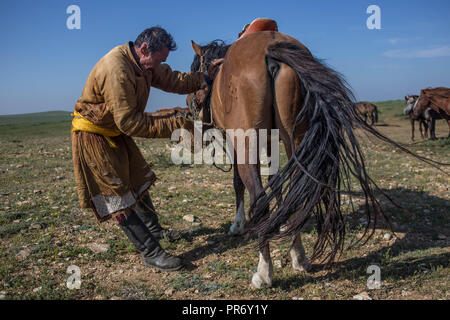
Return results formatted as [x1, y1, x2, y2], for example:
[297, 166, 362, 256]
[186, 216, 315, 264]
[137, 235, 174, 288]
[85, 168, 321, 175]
[191, 40, 202, 56]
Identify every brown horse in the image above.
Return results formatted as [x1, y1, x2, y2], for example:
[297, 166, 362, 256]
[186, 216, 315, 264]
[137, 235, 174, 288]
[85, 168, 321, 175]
[413, 87, 450, 138]
[404, 95, 429, 140]
[154, 106, 192, 117]
[190, 32, 440, 288]
[354, 102, 378, 125]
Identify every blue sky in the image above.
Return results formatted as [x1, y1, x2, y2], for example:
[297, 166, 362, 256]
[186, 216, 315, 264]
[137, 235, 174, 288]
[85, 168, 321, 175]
[0, 0, 449, 115]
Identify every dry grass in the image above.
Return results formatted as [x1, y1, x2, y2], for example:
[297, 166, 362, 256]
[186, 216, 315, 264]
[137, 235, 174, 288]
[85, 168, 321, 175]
[0, 101, 448, 300]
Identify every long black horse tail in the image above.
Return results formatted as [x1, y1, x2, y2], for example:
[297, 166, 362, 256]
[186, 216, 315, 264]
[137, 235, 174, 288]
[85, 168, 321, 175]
[246, 42, 447, 266]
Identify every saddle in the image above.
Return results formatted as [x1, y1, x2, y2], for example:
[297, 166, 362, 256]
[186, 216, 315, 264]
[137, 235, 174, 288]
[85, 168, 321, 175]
[238, 18, 278, 39]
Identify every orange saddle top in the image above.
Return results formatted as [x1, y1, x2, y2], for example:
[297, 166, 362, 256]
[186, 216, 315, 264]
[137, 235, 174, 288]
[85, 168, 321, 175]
[238, 18, 278, 39]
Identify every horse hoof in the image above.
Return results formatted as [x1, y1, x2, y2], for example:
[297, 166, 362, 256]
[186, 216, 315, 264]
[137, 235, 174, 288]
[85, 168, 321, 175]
[251, 273, 272, 289]
[228, 223, 245, 236]
[292, 258, 311, 272]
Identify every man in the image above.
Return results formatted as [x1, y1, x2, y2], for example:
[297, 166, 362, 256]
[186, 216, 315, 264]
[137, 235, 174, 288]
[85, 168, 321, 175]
[72, 26, 220, 271]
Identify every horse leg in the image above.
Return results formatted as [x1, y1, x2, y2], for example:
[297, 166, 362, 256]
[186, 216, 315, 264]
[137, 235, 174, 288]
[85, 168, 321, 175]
[424, 120, 429, 138]
[419, 120, 424, 139]
[410, 119, 415, 141]
[228, 162, 246, 235]
[236, 162, 273, 288]
[430, 118, 437, 140]
[265, 135, 283, 204]
[290, 232, 311, 272]
[447, 119, 450, 138]
[251, 242, 273, 288]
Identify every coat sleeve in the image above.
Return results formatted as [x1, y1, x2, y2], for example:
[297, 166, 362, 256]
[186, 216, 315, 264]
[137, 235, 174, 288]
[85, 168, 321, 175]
[151, 64, 208, 94]
[102, 66, 193, 138]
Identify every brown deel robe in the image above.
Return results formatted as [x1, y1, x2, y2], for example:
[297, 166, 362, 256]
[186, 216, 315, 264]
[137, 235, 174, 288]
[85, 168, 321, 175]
[72, 42, 207, 222]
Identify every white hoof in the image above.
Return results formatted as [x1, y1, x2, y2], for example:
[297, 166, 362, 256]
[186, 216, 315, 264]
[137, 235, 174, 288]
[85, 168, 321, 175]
[292, 257, 311, 272]
[228, 222, 245, 236]
[251, 273, 272, 289]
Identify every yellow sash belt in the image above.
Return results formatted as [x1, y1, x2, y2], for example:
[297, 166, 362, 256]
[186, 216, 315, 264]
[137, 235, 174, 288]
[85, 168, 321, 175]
[71, 111, 121, 148]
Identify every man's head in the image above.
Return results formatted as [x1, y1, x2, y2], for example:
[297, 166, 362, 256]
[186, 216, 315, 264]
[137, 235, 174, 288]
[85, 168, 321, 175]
[134, 26, 177, 70]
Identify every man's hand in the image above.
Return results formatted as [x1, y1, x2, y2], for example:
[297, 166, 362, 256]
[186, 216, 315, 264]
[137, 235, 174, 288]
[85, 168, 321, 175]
[207, 58, 224, 79]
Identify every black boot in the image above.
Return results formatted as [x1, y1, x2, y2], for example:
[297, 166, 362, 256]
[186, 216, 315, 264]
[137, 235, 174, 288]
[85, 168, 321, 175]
[134, 194, 181, 242]
[118, 210, 183, 271]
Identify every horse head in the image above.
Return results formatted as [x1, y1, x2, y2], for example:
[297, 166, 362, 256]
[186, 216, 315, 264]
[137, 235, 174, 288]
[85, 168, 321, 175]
[403, 95, 418, 115]
[190, 40, 230, 74]
[188, 40, 230, 119]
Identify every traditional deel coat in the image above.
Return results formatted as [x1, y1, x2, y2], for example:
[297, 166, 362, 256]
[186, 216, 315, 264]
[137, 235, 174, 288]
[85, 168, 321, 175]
[72, 41, 207, 222]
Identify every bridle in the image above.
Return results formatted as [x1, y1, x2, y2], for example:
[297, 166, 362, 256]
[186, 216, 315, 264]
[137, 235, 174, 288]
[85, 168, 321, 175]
[189, 48, 216, 126]
[189, 51, 231, 172]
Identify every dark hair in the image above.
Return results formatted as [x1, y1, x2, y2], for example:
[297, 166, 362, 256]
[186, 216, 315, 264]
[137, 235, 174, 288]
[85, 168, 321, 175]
[190, 40, 230, 72]
[134, 26, 177, 53]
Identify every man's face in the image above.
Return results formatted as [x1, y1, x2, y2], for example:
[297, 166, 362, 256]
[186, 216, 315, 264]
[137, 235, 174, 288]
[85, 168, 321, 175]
[137, 43, 169, 71]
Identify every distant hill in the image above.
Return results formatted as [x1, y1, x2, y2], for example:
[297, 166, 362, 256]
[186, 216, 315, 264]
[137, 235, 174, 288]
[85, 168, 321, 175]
[0, 101, 409, 139]
[372, 100, 405, 118]
[0, 111, 72, 126]
[0, 111, 72, 138]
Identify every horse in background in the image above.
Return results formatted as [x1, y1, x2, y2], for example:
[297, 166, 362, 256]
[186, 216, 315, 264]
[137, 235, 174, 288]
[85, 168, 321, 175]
[403, 95, 445, 141]
[404, 95, 429, 140]
[354, 102, 378, 125]
[413, 87, 450, 138]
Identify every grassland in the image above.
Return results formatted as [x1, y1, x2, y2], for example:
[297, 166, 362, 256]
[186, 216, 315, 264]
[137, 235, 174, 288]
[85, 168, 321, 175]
[0, 102, 448, 300]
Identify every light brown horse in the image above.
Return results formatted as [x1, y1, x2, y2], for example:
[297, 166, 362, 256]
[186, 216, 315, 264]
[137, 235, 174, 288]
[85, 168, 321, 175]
[413, 87, 450, 138]
[189, 31, 437, 288]
[354, 102, 378, 125]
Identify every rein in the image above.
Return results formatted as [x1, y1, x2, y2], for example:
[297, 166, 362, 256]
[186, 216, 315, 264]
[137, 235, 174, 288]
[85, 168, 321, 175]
[203, 83, 233, 173]
[190, 71, 232, 173]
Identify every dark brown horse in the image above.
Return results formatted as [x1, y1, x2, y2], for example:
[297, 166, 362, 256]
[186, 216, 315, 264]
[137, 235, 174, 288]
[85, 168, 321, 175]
[413, 87, 450, 138]
[189, 32, 444, 288]
[355, 102, 378, 125]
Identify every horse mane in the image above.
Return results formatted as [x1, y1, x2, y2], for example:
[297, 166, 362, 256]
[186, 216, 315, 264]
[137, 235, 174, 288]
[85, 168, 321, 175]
[151, 107, 192, 123]
[190, 40, 231, 72]
[155, 106, 190, 114]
